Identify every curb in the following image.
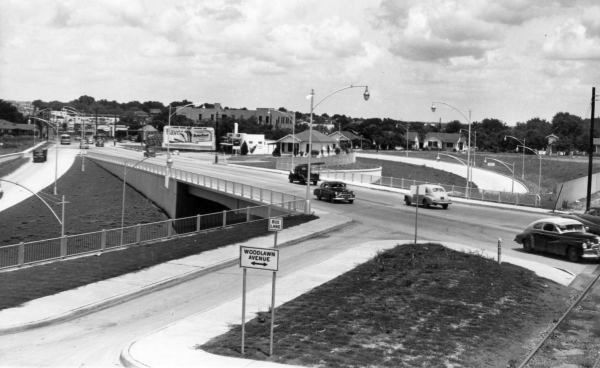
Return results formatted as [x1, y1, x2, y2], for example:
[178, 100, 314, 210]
[0, 216, 352, 336]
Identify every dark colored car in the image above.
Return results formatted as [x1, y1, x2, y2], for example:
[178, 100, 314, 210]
[95, 139, 104, 147]
[561, 207, 600, 235]
[514, 217, 600, 262]
[32, 148, 47, 163]
[288, 163, 322, 185]
[313, 181, 355, 203]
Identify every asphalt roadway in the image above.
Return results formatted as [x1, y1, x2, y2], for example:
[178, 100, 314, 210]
[0, 146, 577, 368]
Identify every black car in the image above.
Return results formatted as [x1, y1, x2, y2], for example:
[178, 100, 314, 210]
[288, 163, 322, 185]
[313, 181, 355, 203]
[32, 148, 47, 163]
[514, 217, 600, 262]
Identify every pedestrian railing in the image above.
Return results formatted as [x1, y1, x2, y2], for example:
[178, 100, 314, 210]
[0, 200, 304, 271]
[320, 170, 543, 207]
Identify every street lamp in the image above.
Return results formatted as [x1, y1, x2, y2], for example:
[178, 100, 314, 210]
[504, 135, 526, 180]
[431, 102, 472, 198]
[165, 102, 197, 188]
[63, 106, 85, 172]
[305, 85, 370, 214]
[484, 156, 515, 193]
[30, 116, 60, 195]
[517, 145, 542, 194]
[0, 179, 66, 238]
[120, 156, 152, 245]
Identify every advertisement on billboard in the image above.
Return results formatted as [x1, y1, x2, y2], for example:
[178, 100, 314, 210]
[162, 126, 215, 151]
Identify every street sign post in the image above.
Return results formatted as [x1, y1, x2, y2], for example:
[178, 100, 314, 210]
[239, 245, 280, 356]
[268, 217, 283, 232]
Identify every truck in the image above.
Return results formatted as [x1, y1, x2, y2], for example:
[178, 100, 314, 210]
[288, 163, 322, 185]
[404, 184, 451, 209]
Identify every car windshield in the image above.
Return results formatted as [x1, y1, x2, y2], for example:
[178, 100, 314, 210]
[331, 183, 345, 189]
[559, 224, 585, 233]
[431, 187, 445, 192]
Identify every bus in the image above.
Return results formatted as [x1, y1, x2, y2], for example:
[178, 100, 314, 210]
[60, 134, 71, 145]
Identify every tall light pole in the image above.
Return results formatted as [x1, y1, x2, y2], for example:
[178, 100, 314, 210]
[586, 87, 597, 211]
[516, 144, 542, 194]
[484, 156, 515, 193]
[431, 102, 471, 198]
[305, 85, 370, 214]
[30, 116, 60, 195]
[504, 135, 526, 180]
[165, 102, 197, 188]
[63, 106, 85, 172]
[120, 157, 151, 245]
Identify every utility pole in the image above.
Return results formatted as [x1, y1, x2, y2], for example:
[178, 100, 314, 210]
[586, 87, 596, 211]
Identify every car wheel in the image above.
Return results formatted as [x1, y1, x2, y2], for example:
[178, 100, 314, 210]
[442, 204, 448, 209]
[327, 195, 333, 202]
[348, 200, 354, 204]
[422, 199, 429, 208]
[405, 197, 411, 206]
[522, 237, 533, 252]
[567, 246, 581, 262]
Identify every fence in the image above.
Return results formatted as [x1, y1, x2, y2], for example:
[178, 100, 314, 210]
[275, 152, 355, 171]
[320, 170, 543, 207]
[89, 152, 305, 212]
[0, 200, 304, 271]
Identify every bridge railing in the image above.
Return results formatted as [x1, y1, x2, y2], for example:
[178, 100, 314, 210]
[88, 152, 305, 213]
[0, 200, 304, 271]
[320, 170, 542, 207]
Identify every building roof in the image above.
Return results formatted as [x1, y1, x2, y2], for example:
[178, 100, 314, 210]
[293, 129, 337, 143]
[425, 132, 461, 142]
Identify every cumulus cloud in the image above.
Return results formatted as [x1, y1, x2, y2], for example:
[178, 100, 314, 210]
[543, 19, 600, 60]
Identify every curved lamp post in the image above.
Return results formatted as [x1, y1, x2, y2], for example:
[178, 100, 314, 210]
[305, 85, 370, 214]
[120, 156, 152, 245]
[63, 106, 86, 172]
[518, 145, 542, 194]
[484, 156, 515, 193]
[29, 107, 52, 144]
[431, 102, 472, 198]
[165, 102, 197, 188]
[0, 179, 65, 237]
[504, 135, 526, 180]
[30, 116, 60, 195]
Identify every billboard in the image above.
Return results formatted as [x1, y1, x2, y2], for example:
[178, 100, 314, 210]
[162, 126, 215, 151]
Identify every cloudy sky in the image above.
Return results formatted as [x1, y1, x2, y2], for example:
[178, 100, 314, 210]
[1, 0, 599, 125]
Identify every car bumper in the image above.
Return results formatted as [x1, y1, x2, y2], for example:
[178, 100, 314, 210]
[582, 249, 600, 259]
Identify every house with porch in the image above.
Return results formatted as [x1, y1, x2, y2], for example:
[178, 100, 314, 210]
[329, 130, 365, 149]
[423, 132, 464, 151]
[275, 129, 337, 156]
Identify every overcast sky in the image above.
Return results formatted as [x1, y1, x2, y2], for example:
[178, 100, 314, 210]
[1, 0, 599, 125]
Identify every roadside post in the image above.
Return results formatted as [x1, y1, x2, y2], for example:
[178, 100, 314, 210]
[267, 217, 282, 356]
[497, 238, 502, 264]
[414, 186, 423, 244]
[239, 243, 280, 356]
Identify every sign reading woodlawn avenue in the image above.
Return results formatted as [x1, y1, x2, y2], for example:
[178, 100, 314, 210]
[239, 246, 279, 271]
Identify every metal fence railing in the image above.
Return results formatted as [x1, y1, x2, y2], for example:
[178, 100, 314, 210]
[320, 170, 543, 207]
[0, 200, 304, 271]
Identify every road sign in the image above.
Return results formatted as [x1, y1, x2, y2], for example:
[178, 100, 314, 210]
[240, 246, 279, 271]
[268, 217, 283, 231]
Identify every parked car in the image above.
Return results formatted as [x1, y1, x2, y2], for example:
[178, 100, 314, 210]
[60, 134, 71, 145]
[561, 207, 600, 235]
[79, 142, 89, 149]
[404, 184, 451, 209]
[288, 163, 322, 185]
[313, 181, 355, 203]
[514, 217, 600, 262]
[95, 139, 104, 147]
[32, 148, 47, 163]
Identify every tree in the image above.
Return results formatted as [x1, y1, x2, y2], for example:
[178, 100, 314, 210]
[240, 141, 249, 155]
[444, 120, 463, 133]
[0, 100, 26, 123]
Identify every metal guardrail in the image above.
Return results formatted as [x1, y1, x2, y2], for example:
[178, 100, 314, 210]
[0, 201, 304, 270]
[320, 170, 542, 207]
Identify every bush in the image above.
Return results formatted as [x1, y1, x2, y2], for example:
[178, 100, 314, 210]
[241, 141, 249, 155]
[272, 146, 281, 157]
[311, 149, 319, 157]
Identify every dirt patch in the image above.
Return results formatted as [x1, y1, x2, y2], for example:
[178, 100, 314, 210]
[201, 243, 574, 368]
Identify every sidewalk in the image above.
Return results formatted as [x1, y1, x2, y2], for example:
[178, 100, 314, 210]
[119, 240, 575, 368]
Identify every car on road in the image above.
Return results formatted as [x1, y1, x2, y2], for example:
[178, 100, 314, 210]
[95, 139, 104, 147]
[288, 163, 322, 185]
[404, 184, 451, 209]
[60, 134, 71, 145]
[560, 207, 600, 235]
[32, 148, 47, 163]
[514, 217, 600, 262]
[79, 142, 90, 149]
[313, 181, 355, 203]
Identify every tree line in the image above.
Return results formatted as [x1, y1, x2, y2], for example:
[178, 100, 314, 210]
[0, 95, 596, 154]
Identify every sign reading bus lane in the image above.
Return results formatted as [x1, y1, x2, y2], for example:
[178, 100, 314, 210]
[239, 246, 279, 271]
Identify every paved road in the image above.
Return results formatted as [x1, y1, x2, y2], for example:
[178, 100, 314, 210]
[0, 144, 594, 367]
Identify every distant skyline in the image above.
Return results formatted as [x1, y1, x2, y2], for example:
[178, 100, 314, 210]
[1, 0, 599, 125]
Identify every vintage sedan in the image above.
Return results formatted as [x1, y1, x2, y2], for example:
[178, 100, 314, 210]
[313, 181, 355, 203]
[514, 217, 600, 262]
[561, 207, 600, 235]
